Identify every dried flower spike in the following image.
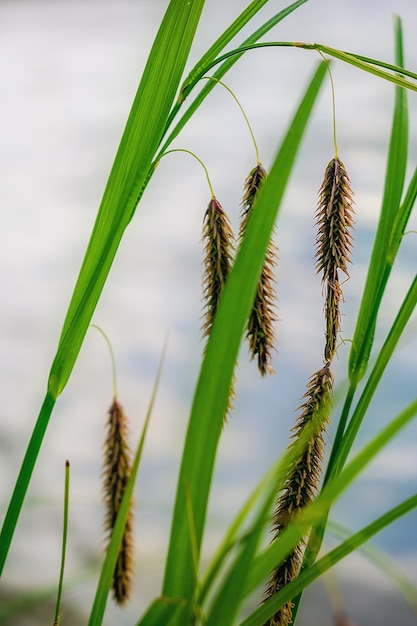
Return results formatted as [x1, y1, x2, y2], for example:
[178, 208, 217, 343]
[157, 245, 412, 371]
[315, 157, 354, 361]
[202, 197, 234, 338]
[240, 164, 277, 376]
[315, 158, 354, 280]
[103, 398, 134, 604]
[202, 196, 236, 415]
[263, 365, 333, 626]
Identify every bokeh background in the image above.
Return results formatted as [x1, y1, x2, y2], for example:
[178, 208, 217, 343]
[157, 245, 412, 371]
[1, 1, 417, 624]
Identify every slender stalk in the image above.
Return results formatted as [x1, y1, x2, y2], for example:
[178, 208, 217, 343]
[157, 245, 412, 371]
[202, 76, 261, 163]
[0, 392, 56, 574]
[53, 460, 70, 626]
[159, 148, 216, 198]
[90, 324, 118, 398]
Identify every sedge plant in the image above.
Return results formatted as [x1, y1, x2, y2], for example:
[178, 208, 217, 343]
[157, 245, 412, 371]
[1, 2, 417, 625]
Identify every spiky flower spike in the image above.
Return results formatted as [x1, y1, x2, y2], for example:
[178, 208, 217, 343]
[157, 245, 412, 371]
[103, 399, 134, 604]
[240, 164, 277, 376]
[202, 197, 236, 415]
[202, 197, 235, 338]
[315, 157, 354, 361]
[262, 365, 334, 626]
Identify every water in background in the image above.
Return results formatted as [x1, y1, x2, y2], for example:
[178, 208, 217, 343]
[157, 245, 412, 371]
[1, 1, 417, 624]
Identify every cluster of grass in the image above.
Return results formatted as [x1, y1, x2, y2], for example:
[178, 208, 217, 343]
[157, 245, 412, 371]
[1, 1, 417, 625]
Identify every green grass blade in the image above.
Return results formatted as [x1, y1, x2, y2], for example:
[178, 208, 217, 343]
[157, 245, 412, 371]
[135, 597, 187, 626]
[198, 461, 280, 607]
[336, 273, 417, 474]
[309, 43, 417, 92]
[327, 520, 417, 615]
[204, 375, 336, 624]
[388, 165, 417, 264]
[0, 0, 205, 583]
[0, 392, 56, 575]
[348, 16, 409, 385]
[336, 50, 417, 83]
[88, 343, 166, 626]
[48, 0, 206, 399]
[325, 162, 417, 475]
[177, 41, 417, 98]
[205, 462, 282, 626]
[243, 395, 417, 601]
[239, 493, 417, 626]
[161, 60, 328, 624]
[327, 272, 417, 483]
[159, 0, 309, 152]
[292, 272, 417, 621]
[185, 0, 276, 84]
[200, 384, 339, 611]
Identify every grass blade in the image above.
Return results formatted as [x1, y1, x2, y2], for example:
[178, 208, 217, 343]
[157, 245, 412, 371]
[135, 597, 187, 626]
[198, 462, 281, 607]
[179, 41, 417, 98]
[48, 0, 206, 399]
[205, 462, 282, 626]
[239, 493, 417, 626]
[185, 0, 276, 84]
[327, 520, 417, 615]
[88, 341, 166, 626]
[1, 0, 205, 580]
[348, 16, 409, 385]
[161, 60, 328, 624]
[0, 392, 56, 575]
[159, 0, 309, 152]
[308, 42, 417, 92]
[336, 273, 417, 474]
[243, 396, 417, 602]
[291, 274, 417, 621]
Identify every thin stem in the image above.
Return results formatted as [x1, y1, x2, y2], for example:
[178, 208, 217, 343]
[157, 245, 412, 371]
[150, 40, 417, 195]
[324, 382, 357, 485]
[180, 42, 417, 100]
[158, 148, 216, 198]
[90, 324, 118, 398]
[318, 51, 338, 157]
[54, 460, 70, 626]
[202, 76, 260, 163]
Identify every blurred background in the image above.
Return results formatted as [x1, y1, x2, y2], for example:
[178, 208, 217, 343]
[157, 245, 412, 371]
[1, 1, 417, 624]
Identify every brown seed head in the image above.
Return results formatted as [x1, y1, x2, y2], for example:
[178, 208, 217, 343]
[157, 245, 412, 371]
[202, 197, 236, 417]
[315, 158, 354, 361]
[262, 365, 333, 626]
[315, 157, 354, 281]
[202, 197, 234, 338]
[241, 163, 268, 226]
[240, 164, 277, 376]
[103, 399, 134, 604]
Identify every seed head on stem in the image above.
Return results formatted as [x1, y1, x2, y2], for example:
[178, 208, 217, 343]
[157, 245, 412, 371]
[240, 163, 277, 376]
[315, 157, 354, 361]
[103, 398, 134, 604]
[263, 365, 333, 626]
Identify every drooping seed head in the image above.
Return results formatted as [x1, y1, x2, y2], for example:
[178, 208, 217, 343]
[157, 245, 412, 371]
[262, 365, 333, 626]
[315, 158, 354, 361]
[315, 157, 354, 281]
[202, 197, 234, 338]
[103, 399, 134, 604]
[240, 163, 268, 227]
[202, 197, 236, 417]
[240, 164, 277, 376]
